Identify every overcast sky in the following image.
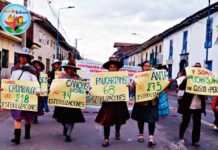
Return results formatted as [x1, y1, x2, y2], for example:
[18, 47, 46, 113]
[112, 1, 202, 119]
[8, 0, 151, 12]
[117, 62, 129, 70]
[8, 0, 218, 62]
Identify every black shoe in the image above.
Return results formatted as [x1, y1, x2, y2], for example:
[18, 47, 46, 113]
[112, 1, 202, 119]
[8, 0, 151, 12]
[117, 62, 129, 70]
[148, 138, 156, 148]
[192, 142, 200, 147]
[24, 125, 31, 139]
[11, 129, 21, 145]
[65, 136, 72, 142]
[102, 139, 109, 147]
[11, 138, 20, 145]
[63, 127, 67, 136]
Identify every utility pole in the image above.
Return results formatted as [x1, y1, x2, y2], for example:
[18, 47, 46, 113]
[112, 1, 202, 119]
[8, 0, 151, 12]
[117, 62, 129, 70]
[21, 0, 28, 48]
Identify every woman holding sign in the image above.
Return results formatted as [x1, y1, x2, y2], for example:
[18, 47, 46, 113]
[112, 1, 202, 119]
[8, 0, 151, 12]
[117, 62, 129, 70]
[131, 61, 158, 148]
[52, 59, 85, 142]
[95, 56, 130, 147]
[3, 48, 40, 145]
[32, 60, 48, 123]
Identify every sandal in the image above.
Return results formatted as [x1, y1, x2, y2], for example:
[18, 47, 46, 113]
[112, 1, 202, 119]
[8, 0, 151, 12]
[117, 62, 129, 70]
[102, 139, 109, 147]
[148, 137, 156, 147]
[138, 134, 144, 142]
[115, 133, 121, 140]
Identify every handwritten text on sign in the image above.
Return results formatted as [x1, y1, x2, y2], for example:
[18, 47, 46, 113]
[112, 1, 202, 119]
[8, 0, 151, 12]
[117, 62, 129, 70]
[1, 79, 40, 111]
[90, 72, 129, 102]
[186, 67, 218, 95]
[48, 79, 88, 109]
[134, 70, 170, 102]
[40, 73, 48, 96]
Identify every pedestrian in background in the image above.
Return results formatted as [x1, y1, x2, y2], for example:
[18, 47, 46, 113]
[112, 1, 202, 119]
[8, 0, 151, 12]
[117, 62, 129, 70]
[95, 56, 130, 147]
[212, 96, 218, 130]
[131, 61, 159, 148]
[52, 59, 85, 142]
[178, 62, 206, 146]
[176, 70, 186, 106]
[0, 48, 40, 145]
[48, 59, 62, 86]
[32, 60, 48, 124]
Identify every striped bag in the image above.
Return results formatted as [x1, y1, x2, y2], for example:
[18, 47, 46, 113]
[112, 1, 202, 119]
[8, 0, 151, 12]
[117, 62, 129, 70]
[158, 91, 170, 116]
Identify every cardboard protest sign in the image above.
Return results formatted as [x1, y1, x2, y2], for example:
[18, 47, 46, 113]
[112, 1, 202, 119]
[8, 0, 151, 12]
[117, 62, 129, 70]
[134, 70, 170, 102]
[90, 71, 129, 102]
[39, 73, 48, 96]
[48, 79, 88, 109]
[186, 67, 218, 95]
[75, 60, 140, 108]
[1, 79, 40, 111]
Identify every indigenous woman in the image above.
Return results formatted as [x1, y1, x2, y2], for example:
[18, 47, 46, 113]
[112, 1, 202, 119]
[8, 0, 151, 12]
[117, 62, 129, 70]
[52, 59, 85, 142]
[32, 60, 48, 123]
[4, 48, 40, 144]
[131, 61, 158, 148]
[95, 56, 130, 147]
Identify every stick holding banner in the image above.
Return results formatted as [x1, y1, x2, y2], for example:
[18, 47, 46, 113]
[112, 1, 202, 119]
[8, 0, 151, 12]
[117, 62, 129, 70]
[0, 79, 40, 112]
[135, 70, 170, 102]
[185, 67, 218, 96]
[48, 79, 88, 109]
[90, 71, 129, 103]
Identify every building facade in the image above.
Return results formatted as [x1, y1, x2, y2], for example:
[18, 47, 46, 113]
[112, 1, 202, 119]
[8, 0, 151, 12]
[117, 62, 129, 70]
[114, 2, 218, 79]
[0, 1, 80, 78]
[162, 3, 218, 78]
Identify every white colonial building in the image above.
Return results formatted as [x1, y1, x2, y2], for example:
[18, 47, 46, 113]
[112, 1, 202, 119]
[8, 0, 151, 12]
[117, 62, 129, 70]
[162, 3, 218, 78]
[114, 2, 218, 79]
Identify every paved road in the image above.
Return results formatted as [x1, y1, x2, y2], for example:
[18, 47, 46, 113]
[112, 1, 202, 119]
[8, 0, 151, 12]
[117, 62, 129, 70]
[0, 94, 218, 150]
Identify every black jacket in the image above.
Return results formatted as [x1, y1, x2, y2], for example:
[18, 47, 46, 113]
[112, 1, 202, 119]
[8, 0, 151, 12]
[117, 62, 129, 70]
[177, 79, 206, 115]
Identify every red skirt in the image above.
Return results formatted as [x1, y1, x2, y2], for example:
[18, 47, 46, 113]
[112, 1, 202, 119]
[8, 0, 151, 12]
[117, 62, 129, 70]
[95, 102, 130, 126]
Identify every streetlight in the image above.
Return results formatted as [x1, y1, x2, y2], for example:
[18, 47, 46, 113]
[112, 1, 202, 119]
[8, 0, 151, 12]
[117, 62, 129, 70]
[131, 33, 143, 65]
[56, 6, 75, 59]
[75, 38, 82, 59]
[75, 38, 82, 49]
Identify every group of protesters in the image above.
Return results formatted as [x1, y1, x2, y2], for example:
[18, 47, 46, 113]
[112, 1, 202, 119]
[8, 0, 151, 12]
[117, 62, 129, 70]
[0, 47, 218, 148]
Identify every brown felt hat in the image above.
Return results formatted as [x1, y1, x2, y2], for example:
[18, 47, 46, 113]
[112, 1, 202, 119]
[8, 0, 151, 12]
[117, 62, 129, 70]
[62, 59, 80, 70]
[32, 60, 45, 71]
[103, 55, 124, 69]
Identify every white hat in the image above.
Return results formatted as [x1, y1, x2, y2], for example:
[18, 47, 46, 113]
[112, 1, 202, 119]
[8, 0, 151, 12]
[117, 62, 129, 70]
[52, 59, 62, 66]
[17, 47, 34, 59]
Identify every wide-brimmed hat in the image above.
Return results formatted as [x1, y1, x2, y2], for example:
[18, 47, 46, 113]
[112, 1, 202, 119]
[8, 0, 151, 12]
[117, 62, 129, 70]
[103, 55, 124, 69]
[32, 60, 45, 71]
[62, 59, 80, 70]
[17, 47, 34, 59]
[52, 59, 62, 66]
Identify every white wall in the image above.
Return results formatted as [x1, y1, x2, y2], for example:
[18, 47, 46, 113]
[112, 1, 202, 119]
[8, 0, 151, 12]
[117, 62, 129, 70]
[163, 11, 218, 79]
